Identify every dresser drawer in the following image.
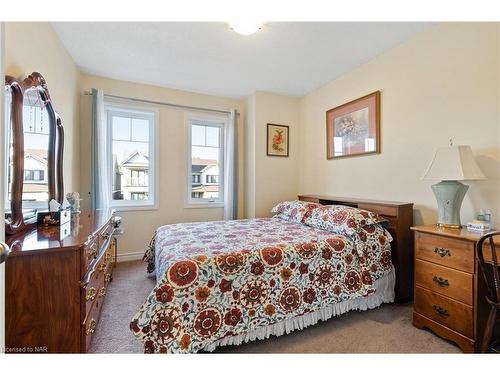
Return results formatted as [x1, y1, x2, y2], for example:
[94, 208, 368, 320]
[81, 250, 109, 317]
[82, 269, 103, 318]
[80, 244, 113, 352]
[98, 219, 114, 246]
[82, 292, 104, 353]
[415, 232, 474, 273]
[415, 259, 473, 305]
[414, 286, 473, 338]
[83, 236, 100, 273]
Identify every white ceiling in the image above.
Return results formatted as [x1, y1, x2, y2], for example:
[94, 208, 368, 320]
[52, 22, 432, 99]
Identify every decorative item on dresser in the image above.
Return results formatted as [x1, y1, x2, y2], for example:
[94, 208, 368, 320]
[298, 195, 414, 303]
[5, 210, 117, 353]
[412, 225, 498, 353]
[422, 144, 486, 229]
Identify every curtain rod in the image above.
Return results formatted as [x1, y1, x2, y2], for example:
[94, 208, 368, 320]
[84, 91, 239, 116]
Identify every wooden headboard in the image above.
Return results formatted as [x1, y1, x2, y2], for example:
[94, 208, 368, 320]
[298, 195, 414, 303]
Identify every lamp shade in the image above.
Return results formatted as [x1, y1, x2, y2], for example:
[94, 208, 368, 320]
[422, 145, 486, 181]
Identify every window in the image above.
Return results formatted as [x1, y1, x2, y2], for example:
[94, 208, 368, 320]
[106, 103, 158, 209]
[130, 192, 148, 200]
[24, 170, 45, 182]
[129, 170, 148, 186]
[206, 175, 218, 184]
[187, 115, 227, 206]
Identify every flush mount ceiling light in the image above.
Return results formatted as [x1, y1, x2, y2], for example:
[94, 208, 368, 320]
[228, 21, 263, 35]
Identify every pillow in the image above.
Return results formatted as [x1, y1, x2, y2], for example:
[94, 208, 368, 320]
[271, 200, 321, 224]
[304, 205, 387, 236]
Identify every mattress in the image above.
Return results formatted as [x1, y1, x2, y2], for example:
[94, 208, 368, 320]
[132, 217, 394, 353]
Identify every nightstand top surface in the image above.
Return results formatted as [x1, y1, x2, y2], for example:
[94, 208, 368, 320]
[411, 224, 499, 243]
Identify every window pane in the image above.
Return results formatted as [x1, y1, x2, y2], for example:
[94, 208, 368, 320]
[112, 116, 131, 141]
[111, 112, 152, 202]
[190, 122, 222, 201]
[206, 126, 219, 147]
[131, 118, 149, 142]
[191, 125, 206, 146]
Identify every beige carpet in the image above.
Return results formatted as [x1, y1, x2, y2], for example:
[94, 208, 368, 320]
[90, 261, 461, 354]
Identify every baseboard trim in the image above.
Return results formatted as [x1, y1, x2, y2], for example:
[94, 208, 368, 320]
[116, 251, 144, 263]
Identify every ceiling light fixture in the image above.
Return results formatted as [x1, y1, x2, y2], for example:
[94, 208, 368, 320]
[228, 21, 263, 36]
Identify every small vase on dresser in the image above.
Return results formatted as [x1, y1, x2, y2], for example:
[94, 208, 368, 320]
[411, 224, 497, 353]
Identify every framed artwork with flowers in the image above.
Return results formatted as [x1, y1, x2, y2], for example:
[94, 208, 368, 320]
[326, 91, 380, 159]
[266, 123, 289, 157]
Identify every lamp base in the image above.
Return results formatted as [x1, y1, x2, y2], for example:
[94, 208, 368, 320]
[431, 180, 468, 228]
[435, 222, 462, 230]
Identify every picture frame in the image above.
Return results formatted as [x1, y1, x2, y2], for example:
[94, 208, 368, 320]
[326, 91, 380, 159]
[266, 123, 289, 157]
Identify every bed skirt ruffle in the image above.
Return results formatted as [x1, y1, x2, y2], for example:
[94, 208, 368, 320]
[203, 266, 396, 352]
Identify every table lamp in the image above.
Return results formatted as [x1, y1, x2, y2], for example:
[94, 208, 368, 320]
[422, 145, 486, 229]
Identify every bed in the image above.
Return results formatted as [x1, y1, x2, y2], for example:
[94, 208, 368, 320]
[130, 197, 413, 353]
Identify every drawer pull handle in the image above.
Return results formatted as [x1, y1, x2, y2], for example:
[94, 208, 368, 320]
[86, 287, 96, 302]
[85, 319, 96, 336]
[98, 262, 107, 273]
[434, 247, 451, 257]
[432, 276, 450, 287]
[432, 304, 449, 317]
[87, 243, 98, 260]
[98, 286, 107, 298]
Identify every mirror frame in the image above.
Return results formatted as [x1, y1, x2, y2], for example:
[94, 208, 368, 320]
[5, 72, 64, 235]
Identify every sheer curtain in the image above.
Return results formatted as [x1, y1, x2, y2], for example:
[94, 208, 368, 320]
[223, 109, 238, 220]
[90, 88, 110, 209]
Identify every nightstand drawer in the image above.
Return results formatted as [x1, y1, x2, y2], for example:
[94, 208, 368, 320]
[415, 232, 474, 273]
[415, 259, 473, 305]
[414, 286, 473, 338]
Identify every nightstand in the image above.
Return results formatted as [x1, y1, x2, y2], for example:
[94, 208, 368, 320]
[411, 225, 497, 352]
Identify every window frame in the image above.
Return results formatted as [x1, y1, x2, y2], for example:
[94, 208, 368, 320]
[104, 100, 159, 211]
[185, 112, 227, 209]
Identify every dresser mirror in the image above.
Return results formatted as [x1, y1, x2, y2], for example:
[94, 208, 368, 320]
[4, 72, 65, 235]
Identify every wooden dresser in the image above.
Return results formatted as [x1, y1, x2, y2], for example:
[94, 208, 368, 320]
[412, 225, 496, 352]
[5, 210, 116, 353]
[298, 195, 414, 303]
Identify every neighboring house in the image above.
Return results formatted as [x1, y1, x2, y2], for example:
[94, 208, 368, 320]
[22, 149, 49, 202]
[111, 153, 219, 201]
[191, 158, 219, 199]
[113, 151, 149, 201]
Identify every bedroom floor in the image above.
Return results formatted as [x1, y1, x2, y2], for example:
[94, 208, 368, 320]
[90, 261, 461, 354]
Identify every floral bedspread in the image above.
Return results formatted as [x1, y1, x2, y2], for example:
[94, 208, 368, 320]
[131, 218, 393, 353]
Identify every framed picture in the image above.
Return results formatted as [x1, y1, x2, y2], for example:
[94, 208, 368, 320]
[326, 91, 380, 159]
[267, 123, 289, 157]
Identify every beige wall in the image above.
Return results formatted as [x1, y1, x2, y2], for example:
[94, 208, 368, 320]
[4, 23, 81, 193]
[4, 21, 500, 257]
[79, 74, 245, 257]
[245, 91, 300, 218]
[298, 23, 500, 228]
